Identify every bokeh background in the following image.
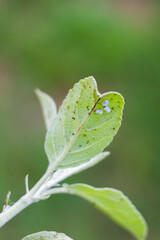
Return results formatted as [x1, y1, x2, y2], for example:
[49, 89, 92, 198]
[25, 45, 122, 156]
[0, 1, 160, 239]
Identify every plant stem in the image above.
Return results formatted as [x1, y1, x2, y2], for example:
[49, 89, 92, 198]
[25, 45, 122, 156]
[0, 165, 55, 228]
[44, 186, 70, 196]
[0, 149, 72, 228]
[0, 194, 34, 228]
[0, 103, 95, 228]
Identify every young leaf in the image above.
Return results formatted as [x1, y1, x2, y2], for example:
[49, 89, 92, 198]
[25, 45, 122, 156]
[64, 184, 147, 240]
[44, 152, 110, 189]
[22, 231, 73, 240]
[36, 89, 57, 130]
[45, 76, 124, 168]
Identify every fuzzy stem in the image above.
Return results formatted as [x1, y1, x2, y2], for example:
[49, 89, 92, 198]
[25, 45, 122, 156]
[0, 164, 57, 228]
[0, 103, 94, 228]
[0, 194, 34, 228]
[44, 187, 70, 196]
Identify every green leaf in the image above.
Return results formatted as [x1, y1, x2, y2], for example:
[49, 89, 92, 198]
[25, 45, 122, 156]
[45, 152, 110, 188]
[45, 76, 124, 168]
[22, 231, 73, 240]
[64, 184, 147, 240]
[36, 89, 57, 130]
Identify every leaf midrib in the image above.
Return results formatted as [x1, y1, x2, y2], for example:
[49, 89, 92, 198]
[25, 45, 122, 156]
[53, 95, 101, 168]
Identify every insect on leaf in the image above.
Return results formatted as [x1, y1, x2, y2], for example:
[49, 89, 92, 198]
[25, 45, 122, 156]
[21, 231, 73, 240]
[64, 184, 148, 240]
[45, 76, 124, 168]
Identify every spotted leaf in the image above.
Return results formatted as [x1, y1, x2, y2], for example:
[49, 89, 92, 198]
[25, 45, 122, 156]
[22, 231, 73, 240]
[45, 76, 124, 168]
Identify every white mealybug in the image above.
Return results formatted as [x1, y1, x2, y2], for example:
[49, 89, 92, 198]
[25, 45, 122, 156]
[102, 100, 109, 106]
[104, 106, 111, 113]
[96, 109, 103, 114]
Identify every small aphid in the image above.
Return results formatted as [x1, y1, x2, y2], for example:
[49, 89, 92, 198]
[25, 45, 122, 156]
[104, 106, 111, 113]
[102, 100, 109, 106]
[96, 109, 103, 114]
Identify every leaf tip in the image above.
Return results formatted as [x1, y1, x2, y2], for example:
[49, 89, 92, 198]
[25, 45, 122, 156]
[35, 88, 42, 97]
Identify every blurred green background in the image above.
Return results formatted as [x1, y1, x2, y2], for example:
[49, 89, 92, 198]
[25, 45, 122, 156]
[0, 0, 159, 239]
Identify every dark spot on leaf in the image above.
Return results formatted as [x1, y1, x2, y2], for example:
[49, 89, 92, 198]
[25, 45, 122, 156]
[72, 133, 74, 135]
[86, 140, 89, 144]
[72, 117, 76, 120]
[79, 145, 82, 147]
[113, 128, 115, 130]
[76, 101, 78, 104]
[112, 107, 114, 110]
[83, 133, 87, 137]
